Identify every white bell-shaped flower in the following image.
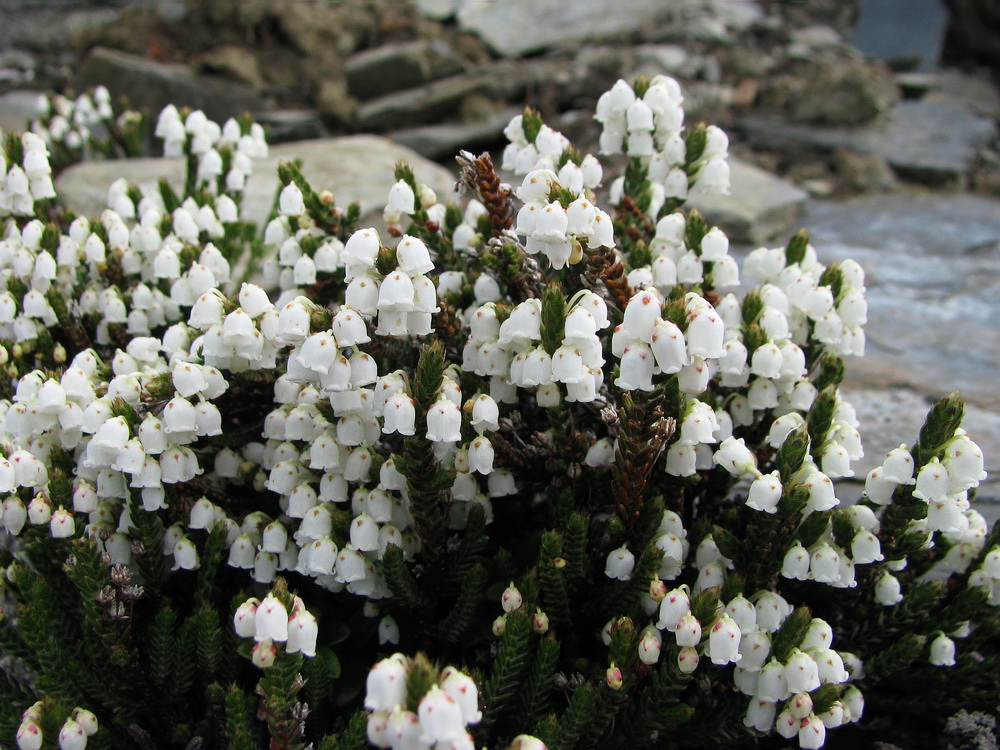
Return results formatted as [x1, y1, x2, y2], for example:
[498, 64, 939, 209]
[255, 593, 289, 643]
[708, 613, 742, 665]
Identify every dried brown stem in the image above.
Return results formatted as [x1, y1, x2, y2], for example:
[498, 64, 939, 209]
[457, 151, 514, 237]
[583, 244, 634, 313]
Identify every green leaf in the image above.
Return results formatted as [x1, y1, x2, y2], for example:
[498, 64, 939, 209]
[785, 229, 809, 266]
[771, 606, 812, 663]
[777, 425, 810, 484]
[807, 385, 838, 462]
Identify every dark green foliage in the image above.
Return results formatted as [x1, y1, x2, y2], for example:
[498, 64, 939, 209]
[538, 531, 572, 629]
[684, 124, 707, 168]
[771, 606, 812, 662]
[914, 391, 965, 466]
[806, 385, 838, 462]
[440, 562, 487, 643]
[785, 228, 809, 266]
[394, 342, 455, 564]
[863, 633, 926, 684]
[514, 635, 560, 730]
[225, 683, 261, 750]
[480, 609, 534, 736]
[382, 544, 429, 610]
[684, 210, 707, 255]
[540, 282, 566, 356]
[776, 424, 810, 484]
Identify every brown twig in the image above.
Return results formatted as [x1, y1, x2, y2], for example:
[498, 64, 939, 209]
[456, 151, 514, 238]
[582, 244, 634, 314]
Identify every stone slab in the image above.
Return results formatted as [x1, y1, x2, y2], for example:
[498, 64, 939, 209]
[389, 106, 519, 161]
[738, 101, 997, 183]
[686, 157, 808, 245]
[800, 193, 1000, 412]
[74, 47, 267, 124]
[0, 90, 43, 133]
[454, 0, 675, 58]
[355, 69, 511, 131]
[852, 0, 949, 71]
[54, 136, 458, 227]
[345, 40, 466, 101]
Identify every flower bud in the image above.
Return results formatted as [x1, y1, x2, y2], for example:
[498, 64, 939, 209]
[531, 608, 550, 634]
[606, 662, 624, 690]
[58, 718, 87, 750]
[649, 576, 667, 602]
[50, 507, 76, 538]
[16, 719, 42, 750]
[677, 646, 699, 674]
[251, 639, 277, 668]
[637, 626, 662, 665]
[501, 583, 522, 613]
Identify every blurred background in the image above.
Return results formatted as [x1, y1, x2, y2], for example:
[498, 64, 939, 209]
[0, 0, 998, 507]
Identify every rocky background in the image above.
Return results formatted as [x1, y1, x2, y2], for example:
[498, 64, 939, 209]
[0, 0, 999, 511]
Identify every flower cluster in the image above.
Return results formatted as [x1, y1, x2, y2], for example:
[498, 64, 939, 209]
[598, 76, 730, 202]
[0, 72, 995, 750]
[1, 131, 56, 217]
[233, 589, 318, 667]
[365, 655, 481, 749]
[155, 105, 267, 195]
[17, 705, 98, 750]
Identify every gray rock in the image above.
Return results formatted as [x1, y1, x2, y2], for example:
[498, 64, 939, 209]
[345, 40, 466, 101]
[0, 6, 119, 52]
[852, 0, 949, 71]
[254, 110, 329, 145]
[454, 0, 675, 58]
[195, 46, 265, 88]
[54, 136, 458, 228]
[629, 45, 690, 75]
[74, 47, 267, 123]
[832, 149, 896, 193]
[923, 68, 1000, 120]
[739, 101, 998, 184]
[0, 90, 43, 134]
[390, 106, 519, 161]
[759, 53, 898, 127]
[415, 0, 461, 20]
[686, 157, 808, 244]
[0, 48, 36, 84]
[355, 68, 515, 131]
[801, 193, 1000, 412]
[788, 25, 843, 54]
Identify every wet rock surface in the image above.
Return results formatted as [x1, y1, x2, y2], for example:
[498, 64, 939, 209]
[796, 193, 1000, 514]
[739, 100, 997, 184]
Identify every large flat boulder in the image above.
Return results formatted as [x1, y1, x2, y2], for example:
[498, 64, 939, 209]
[739, 100, 997, 184]
[0, 90, 43, 133]
[54, 136, 458, 226]
[801, 193, 1000, 412]
[452, 0, 762, 58]
[345, 40, 466, 101]
[687, 157, 808, 245]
